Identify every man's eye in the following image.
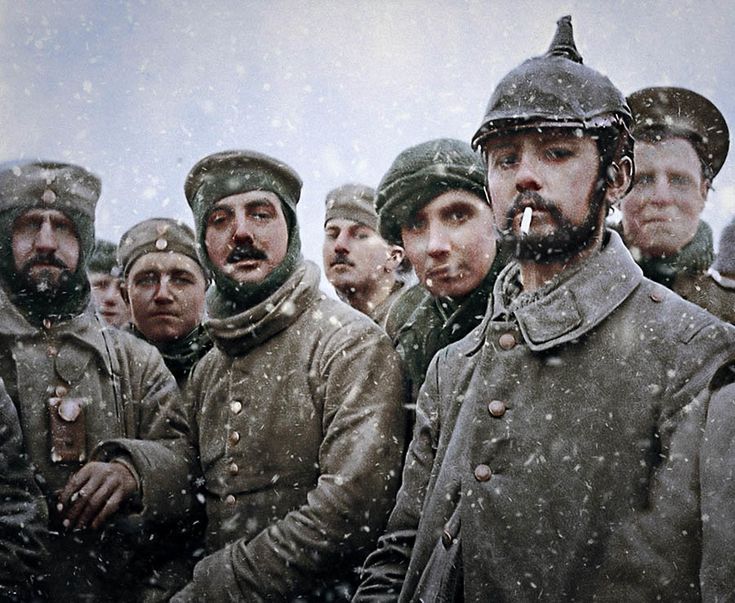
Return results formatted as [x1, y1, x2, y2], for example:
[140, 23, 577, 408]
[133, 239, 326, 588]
[546, 147, 573, 160]
[448, 211, 468, 224]
[406, 219, 426, 232]
[493, 154, 517, 168]
[134, 275, 158, 286]
[208, 211, 229, 226]
[634, 174, 654, 187]
[670, 174, 692, 187]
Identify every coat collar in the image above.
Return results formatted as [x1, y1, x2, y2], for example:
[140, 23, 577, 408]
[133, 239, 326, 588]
[205, 260, 321, 357]
[0, 284, 114, 375]
[489, 231, 643, 352]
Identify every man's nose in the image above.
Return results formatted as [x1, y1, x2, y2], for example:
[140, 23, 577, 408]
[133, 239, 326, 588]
[34, 219, 59, 253]
[515, 155, 543, 193]
[426, 225, 451, 258]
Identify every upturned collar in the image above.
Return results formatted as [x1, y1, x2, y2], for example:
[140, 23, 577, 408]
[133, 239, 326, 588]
[491, 231, 642, 351]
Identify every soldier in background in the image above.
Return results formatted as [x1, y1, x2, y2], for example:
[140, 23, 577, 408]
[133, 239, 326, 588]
[0, 161, 194, 601]
[618, 86, 735, 322]
[173, 150, 406, 601]
[357, 17, 735, 601]
[376, 138, 508, 403]
[87, 238, 130, 328]
[323, 183, 407, 327]
[118, 218, 211, 386]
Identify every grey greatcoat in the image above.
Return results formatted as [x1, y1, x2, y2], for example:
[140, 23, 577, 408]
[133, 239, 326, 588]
[0, 379, 47, 601]
[0, 290, 194, 602]
[356, 232, 735, 602]
[177, 261, 406, 601]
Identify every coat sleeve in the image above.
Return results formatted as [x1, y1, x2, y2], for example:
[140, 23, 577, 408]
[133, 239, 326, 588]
[92, 341, 196, 522]
[176, 325, 407, 602]
[353, 351, 444, 602]
[0, 379, 48, 601]
[591, 339, 735, 602]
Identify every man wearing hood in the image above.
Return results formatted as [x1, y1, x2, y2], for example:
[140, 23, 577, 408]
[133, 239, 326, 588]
[0, 161, 194, 601]
[172, 150, 406, 601]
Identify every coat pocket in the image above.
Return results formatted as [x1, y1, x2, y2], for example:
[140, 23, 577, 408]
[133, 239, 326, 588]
[412, 502, 463, 603]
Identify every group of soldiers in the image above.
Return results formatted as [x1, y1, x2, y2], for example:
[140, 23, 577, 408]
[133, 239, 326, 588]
[2, 15, 735, 602]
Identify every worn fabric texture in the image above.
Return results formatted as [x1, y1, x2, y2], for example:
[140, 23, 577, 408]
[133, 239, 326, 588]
[0, 285, 196, 602]
[629, 220, 735, 324]
[175, 260, 407, 602]
[324, 183, 378, 231]
[385, 245, 509, 404]
[0, 379, 48, 602]
[130, 323, 212, 388]
[375, 139, 486, 246]
[356, 231, 735, 602]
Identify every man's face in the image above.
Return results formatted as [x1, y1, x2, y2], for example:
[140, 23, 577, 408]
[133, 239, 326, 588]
[12, 208, 80, 293]
[323, 218, 395, 294]
[484, 129, 604, 263]
[89, 272, 130, 327]
[620, 138, 707, 258]
[204, 191, 289, 284]
[401, 190, 495, 298]
[126, 252, 207, 343]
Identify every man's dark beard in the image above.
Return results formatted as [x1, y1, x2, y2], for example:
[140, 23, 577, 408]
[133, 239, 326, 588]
[17, 253, 73, 298]
[500, 190, 606, 264]
[227, 244, 267, 263]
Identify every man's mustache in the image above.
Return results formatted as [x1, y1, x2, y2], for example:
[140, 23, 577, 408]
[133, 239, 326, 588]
[331, 253, 354, 267]
[22, 253, 70, 272]
[504, 191, 565, 229]
[227, 244, 268, 263]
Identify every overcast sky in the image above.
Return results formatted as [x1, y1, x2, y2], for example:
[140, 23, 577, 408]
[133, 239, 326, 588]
[1, 0, 733, 274]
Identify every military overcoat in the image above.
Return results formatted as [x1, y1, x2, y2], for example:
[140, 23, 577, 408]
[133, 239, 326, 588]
[0, 290, 194, 602]
[356, 232, 735, 602]
[177, 261, 406, 601]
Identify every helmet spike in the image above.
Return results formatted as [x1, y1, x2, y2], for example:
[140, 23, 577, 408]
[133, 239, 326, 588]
[546, 15, 583, 64]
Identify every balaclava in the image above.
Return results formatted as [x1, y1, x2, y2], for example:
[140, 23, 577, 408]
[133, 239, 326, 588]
[184, 150, 302, 317]
[0, 161, 99, 325]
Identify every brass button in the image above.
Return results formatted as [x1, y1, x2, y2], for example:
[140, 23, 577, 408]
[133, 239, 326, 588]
[649, 291, 663, 303]
[41, 189, 56, 204]
[228, 462, 239, 476]
[46, 345, 58, 357]
[442, 528, 453, 549]
[55, 385, 69, 398]
[42, 318, 52, 330]
[474, 464, 492, 482]
[488, 400, 506, 417]
[228, 431, 240, 446]
[230, 401, 243, 414]
[224, 494, 236, 506]
[498, 333, 516, 350]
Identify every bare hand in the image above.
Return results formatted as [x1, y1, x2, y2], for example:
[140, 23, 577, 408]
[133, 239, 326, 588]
[58, 461, 138, 530]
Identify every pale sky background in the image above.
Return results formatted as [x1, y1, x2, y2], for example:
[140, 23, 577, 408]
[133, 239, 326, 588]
[1, 0, 733, 276]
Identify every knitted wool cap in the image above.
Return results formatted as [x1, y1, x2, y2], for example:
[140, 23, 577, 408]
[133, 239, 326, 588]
[324, 183, 378, 231]
[375, 139, 486, 245]
[87, 239, 120, 276]
[118, 217, 204, 278]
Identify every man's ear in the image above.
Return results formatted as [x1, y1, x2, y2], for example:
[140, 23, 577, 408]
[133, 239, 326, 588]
[700, 177, 711, 203]
[119, 280, 130, 305]
[606, 156, 633, 206]
[385, 246, 405, 273]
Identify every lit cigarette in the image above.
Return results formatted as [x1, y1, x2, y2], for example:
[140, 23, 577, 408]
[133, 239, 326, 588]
[520, 207, 533, 235]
